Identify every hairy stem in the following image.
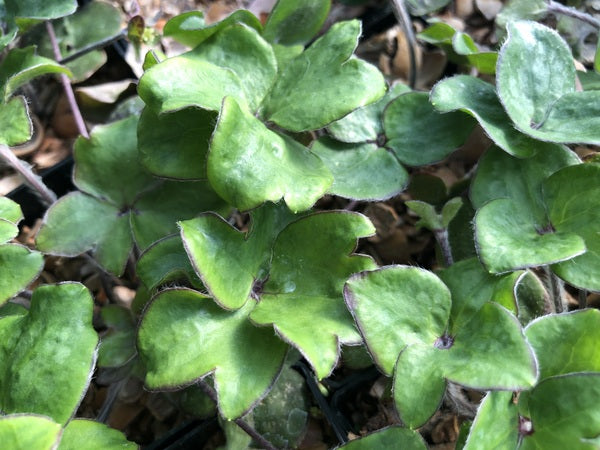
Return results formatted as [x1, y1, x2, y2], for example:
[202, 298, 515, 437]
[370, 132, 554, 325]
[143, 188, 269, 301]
[59, 30, 127, 65]
[45, 21, 89, 139]
[197, 380, 278, 450]
[0, 144, 56, 204]
[433, 228, 454, 267]
[390, 0, 417, 88]
[547, 1, 600, 29]
[542, 266, 567, 313]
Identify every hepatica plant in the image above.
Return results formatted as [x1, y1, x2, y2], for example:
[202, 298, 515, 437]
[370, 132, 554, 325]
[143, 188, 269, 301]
[3, 0, 600, 446]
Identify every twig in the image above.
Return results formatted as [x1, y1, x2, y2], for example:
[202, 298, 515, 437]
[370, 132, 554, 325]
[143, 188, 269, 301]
[45, 21, 89, 139]
[58, 30, 127, 65]
[578, 289, 587, 309]
[389, 0, 417, 88]
[197, 380, 279, 450]
[547, 1, 600, 29]
[433, 228, 454, 267]
[0, 144, 56, 205]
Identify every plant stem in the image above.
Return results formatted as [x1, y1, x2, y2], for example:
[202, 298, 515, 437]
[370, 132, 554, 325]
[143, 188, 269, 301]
[547, 1, 600, 29]
[58, 30, 127, 65]
[45, 21, 89, 139]
[0, 144, 56, 204]
[578, 289, 587, 309]
[389, 0, 417, 88]
[433, 228, 454, 267]
[445, 382, 477, 419]
[543, 266, 567, 313]
[197, 380, 279, 450]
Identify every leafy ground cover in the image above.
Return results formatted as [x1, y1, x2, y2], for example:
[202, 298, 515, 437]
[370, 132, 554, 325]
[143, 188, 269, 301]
[2, 0, 600, 449]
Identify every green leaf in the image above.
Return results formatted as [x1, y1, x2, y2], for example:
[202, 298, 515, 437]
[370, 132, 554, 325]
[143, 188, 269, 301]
[497, 21, 600, 143]
[0, 414, 61, 450]
[137, 106, 215, 180]
[74, 116, 154, 206]
[327, 82, 410, 143]
[544, 164, 600, 290]
[0, 46, 71, 101]
[98, 306, 136, 368]
[0, 244, 43, 305]
[438, 257, 520, 331]
[470, 145, 579, 219]
[0, 283, 98, 424]
[441, 197, 463, 228]
[137, 288, 287, 419]
[431, 76, 563, 158]
[263, 0, 331, 46]
[139, 23, 275, 113]
[36, 192, 133, 276]
[0, 96, 31, 146]
[344, 266, 451, 375]
[251, 211, 376, 379]
[520, 374, 600, 450]
[58, 419, 136, 450]
[463, 391, 519, 450]
[130, 179, 228, 251]
[208, 96, 332, 212]
[180, 202, 296, 310]
[0, 196, 22, 243]
[495, 0, 548, 31]
[137, 235, 202, 291]
[474, 197, 585, 273]
[336, 426, 427, 449]
[0, 302, 27, 318]
[4, 0, 76, 20]
[261, 20, 386, 132]
[406, 200, 443, 230]
[515, 271, 547, 325]
[393, 344, 446, 428]
[525, 309, 600, 380]
[311, 138, 408, 201]
[384, 92, 475, 166]
[163, 10, 262, 48]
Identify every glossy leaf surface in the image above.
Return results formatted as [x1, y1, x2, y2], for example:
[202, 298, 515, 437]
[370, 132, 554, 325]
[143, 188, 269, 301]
[0, 414, 61, 450]
[208, 97, 332, 212]
[0, 283, 97, 424]
[261, 20, 386, 131]
[137, 288, 287, 419]
[497, 21, 600, 143]
[311, 138, 408, 201]
[251, 212, 376, 379]
[384, 92, 475, 166]
[58, 419, 136, 450]
[263, 0, 330, 46]
[180, 202, 296, 310]
[463, 391, 518, 450]
[431, 75, 561, 158]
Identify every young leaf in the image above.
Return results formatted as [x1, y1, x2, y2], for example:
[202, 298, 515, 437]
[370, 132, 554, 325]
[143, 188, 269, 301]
[137, 106, 216, 180]
[0, 414, 61, 450]
[58, 419, 136, 450]
[263, 0, 331, 46]
[0, 46, 71, 101]
[163, 10, 262, 48]
[137, 288, 287, 420]
[0, 283, 98, 425]
[311, 138, 409, 201]
[525, 309, 600, 380]
[250, 212, 376, 379]
[0, 97, 31, 146]
[384, 92, 475, 166]
[406, 200, 443, 230]
[335, 426, 427, 449]
[207, 96, 332, 212]
[261, 20, 386, 132]
[180, 202, 296, 310]
[497, 21, 600, 143]
[431, 75, 562, 158]
[463, 391, 519, 450]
